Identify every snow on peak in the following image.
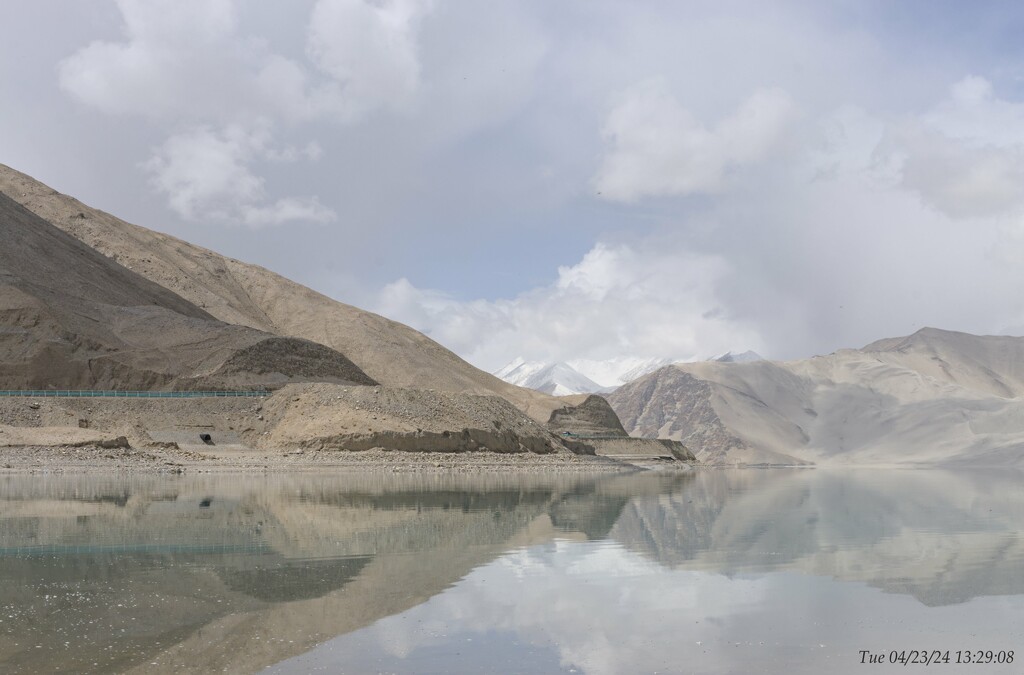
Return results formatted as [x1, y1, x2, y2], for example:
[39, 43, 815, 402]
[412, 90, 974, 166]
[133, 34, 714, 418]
[713, 350, 763, 363]
[494, 356, 679, 395]
[493, 359, 608, 396]
[493, 356, 532, 380]
[566, 356, 677, 388]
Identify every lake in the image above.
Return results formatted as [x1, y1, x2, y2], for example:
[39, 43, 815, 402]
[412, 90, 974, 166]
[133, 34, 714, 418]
[1, 468, 1022, 674]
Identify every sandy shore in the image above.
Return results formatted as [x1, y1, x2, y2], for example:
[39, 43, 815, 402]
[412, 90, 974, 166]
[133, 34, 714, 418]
[0, 444, 666, 475]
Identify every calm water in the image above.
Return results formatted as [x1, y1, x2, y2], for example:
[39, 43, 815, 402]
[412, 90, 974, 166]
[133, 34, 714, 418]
[1, 469, 1023, 674]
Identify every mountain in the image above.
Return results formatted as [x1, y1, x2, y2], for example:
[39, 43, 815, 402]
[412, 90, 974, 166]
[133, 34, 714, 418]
[713, 350, 762, 363]
[568, 356, 677, 388]
[494, 356, 676, 395]
[608, 328, 1024, 467]
[0, 191, 374, 391]
[493, 359, 610, 396]
[0, 163, 573, 424]
[0, 163, 638, 455]
[495, 354, 768, 397]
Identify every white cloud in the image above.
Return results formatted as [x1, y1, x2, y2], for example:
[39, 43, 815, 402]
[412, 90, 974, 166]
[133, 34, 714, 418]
[373, 78, 1024, 368]
[593, 78, 797, 201]
[879, 76, 1024, 219]
[307, 0, 432, 120]
[58, 0, 435, 226]
[57, 0, 432, 125]
[57, 0, 285, 122]
[895, 128, 1024, 219]
[143, 124, 335, 227]
[240, 196, 335, 229]
[36, 2, 1024, 362]
[375, 242, 763, 371]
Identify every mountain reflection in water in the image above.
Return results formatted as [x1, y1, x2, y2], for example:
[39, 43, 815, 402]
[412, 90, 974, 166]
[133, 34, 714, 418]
[0, 469, 1022, 674]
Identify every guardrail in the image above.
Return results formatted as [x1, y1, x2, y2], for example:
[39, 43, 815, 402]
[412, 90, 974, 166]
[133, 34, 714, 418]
[0, 390, 268, 398]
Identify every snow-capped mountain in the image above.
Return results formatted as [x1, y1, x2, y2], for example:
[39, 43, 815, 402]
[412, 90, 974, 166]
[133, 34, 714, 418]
[567, 356, 677, 388]
[494, 356, 678, 396]
[493, 359, 610, 396]
[495, 352, 763, 396]
[713, 350, 763, 363]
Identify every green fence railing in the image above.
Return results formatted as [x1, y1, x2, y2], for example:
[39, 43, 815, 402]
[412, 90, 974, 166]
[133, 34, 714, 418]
[0, 390, 268, 398]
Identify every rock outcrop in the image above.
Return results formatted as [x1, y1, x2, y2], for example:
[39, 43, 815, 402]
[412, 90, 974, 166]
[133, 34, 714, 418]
[547, 394, 629, 437]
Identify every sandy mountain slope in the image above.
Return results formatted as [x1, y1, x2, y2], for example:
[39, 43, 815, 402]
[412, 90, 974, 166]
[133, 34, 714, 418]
[609, 328, 1024, 467]
[0, 164, 567, 422]
[0, 191, 374, 391]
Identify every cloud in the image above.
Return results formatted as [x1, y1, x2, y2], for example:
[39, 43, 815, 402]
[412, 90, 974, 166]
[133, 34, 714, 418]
[593, 78, 797, 201]
[143, 124, 335, 227]
[36, 2, 1024, 362]
[879, 76, 1024, 219]
[58, 0, 435, 226]
[373, 76, 1024, 367]
[307, 0, 432, 120]
[57, 0, 431, 124]
[894, 128, 1024, 219]
[374, 241, 763, 371]
[57, 0, 287, 122]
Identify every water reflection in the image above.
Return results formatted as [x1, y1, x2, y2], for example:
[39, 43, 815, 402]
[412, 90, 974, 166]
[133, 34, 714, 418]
[612, 469, 1024, 606]
[0, 469, 1022, 674]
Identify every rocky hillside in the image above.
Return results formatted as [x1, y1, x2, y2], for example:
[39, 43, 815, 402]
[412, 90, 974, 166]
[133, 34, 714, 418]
[0, 163, 640, 456]
[0, 164, 566, 423]
[609, 328, 1024, 467]
[0, 192, 374, 391]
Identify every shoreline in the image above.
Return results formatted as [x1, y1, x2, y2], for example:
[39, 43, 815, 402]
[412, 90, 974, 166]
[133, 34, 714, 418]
[0, 444, 669, 475]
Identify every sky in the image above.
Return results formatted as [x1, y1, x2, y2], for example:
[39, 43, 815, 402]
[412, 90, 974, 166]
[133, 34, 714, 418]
[4, 0, 1024, 370]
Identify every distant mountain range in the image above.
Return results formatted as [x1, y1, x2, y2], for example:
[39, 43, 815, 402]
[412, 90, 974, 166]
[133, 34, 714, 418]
[494, 360, 612, 396]
[494, 356, 679, 396]
[494, 353, 763, 396]
[712, 350, 762, 363]
[608, 328, 1024, 468]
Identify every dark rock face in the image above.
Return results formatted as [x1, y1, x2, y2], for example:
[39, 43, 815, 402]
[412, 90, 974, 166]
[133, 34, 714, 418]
[547, 395, 629, 437]
[608, 368, 750, 464]
[0, 193, 374, 391]
[212, 337, 376, 386]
